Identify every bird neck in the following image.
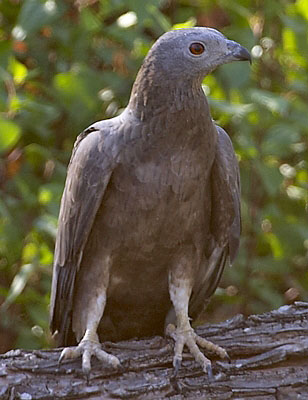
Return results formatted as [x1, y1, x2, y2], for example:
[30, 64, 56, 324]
[128, 62, 209, 122]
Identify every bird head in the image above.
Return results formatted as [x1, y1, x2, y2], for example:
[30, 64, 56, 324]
[146, 27, 251, 81]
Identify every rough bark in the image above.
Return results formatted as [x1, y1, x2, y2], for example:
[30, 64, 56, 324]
[1, 302, 308, 400]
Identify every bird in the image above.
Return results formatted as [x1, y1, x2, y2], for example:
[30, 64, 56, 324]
[49, 27, 250, 377]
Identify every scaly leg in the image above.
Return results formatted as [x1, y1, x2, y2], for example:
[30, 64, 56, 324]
[59, 256, 120, 374]
[168, 266, 228, 378]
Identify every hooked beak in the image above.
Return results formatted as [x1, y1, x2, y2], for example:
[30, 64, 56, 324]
[226, 40, 251, 63]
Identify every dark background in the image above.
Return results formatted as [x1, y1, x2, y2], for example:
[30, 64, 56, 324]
[0, 0, 307, 353]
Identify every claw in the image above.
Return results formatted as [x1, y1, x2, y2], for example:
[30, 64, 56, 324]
[173, 357, 182, 376]
[82, 349, 91, 375]
[206, 363, 214, 381]
[59, 346, 80, 364]
[58, 351, 64, 365]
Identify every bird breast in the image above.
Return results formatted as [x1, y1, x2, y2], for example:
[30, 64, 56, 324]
[99, 115, 217, 253]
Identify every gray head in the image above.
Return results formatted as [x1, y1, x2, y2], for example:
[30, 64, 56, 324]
[129, 27, 250, 117]
[143, 27, 250, 81]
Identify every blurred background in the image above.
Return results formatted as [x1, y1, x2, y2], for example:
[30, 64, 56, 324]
[0, 0, 307, 353]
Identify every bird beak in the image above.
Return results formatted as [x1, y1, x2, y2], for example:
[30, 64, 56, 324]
[226, 40, 251, 63]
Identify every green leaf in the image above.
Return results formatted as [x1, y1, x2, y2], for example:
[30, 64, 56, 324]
[0, 263, 35, 311]
[256, 162, 283, 196]
[0, 117, 21, 153]
[217, 61, 251, 89]
[9, 57, 28, 85]
[249, 89, 289, 115]
[209, 98, 254, 117]
[0, 41, 12, 70]
[39, 242, 53, 265]
[17, 0, 59, 36]
[172, 18, 196, 30]
[262, 123, 301, 156]
[264, 232, 284, 259]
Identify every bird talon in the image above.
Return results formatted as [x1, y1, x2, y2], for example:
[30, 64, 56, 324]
[82, 349, 91, 375]
[57, 340, 120, 374]
[165, 323, 177, 340]
[169, 324, 228, 377]
[83, 365, 91, 377]
[58, 351, 64, 365]
[59, 347, 76, 364]
[206, 363, 214, 381]
[173, 357, 182, 376]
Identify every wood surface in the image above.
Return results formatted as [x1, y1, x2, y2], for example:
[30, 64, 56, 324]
[1, 302, 308, 399]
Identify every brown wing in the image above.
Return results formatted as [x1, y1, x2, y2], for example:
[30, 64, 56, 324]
[49, 123, 115, 345]
[189, 125, 241, 318]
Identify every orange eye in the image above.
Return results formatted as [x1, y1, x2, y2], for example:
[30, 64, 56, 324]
[189, 42, 205, 55]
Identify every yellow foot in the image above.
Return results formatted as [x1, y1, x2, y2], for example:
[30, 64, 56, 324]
[59, 339, 120, 374]
[166, 323, 229, 379]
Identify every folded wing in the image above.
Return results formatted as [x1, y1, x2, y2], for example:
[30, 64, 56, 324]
[189, 125, 241, 318]
[49, 125, 114, 345]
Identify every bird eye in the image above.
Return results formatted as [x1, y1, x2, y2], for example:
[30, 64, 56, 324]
[189, 42, 205, 55]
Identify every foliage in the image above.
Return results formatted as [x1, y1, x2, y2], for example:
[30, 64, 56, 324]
[0, 0, 307, 351]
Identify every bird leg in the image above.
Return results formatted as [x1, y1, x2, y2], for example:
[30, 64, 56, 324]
[167, 266, 228, 378]
[59, 263, 120, 374]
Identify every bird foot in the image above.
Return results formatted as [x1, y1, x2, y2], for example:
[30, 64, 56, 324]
[59, 338, 120, 375]
[166, 323, 229, 379]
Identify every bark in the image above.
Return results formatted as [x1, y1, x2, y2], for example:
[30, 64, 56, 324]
[1, 302, 308, 400]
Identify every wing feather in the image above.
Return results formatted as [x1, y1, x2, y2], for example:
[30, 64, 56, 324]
[189, 125, 241, 318]
[49, 124, 114, 345]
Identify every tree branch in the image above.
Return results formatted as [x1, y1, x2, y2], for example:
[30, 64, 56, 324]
[1, 302, 308, 399]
